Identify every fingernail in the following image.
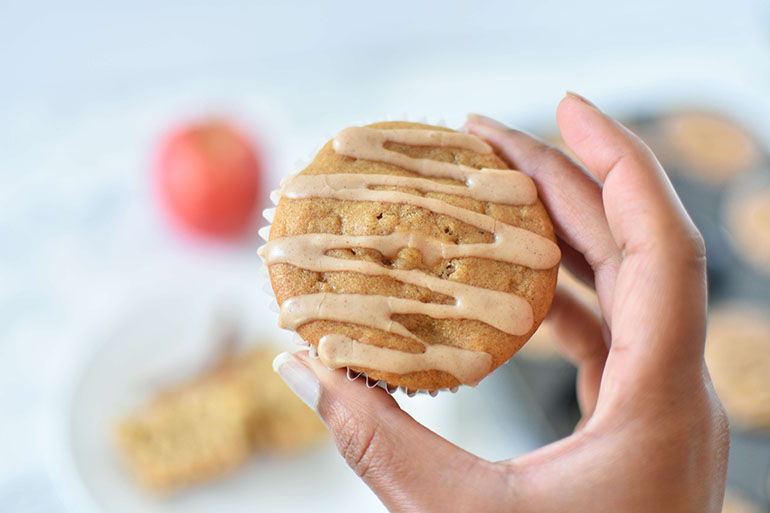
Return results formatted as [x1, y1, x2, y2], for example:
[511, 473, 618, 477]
[461, 114, 481, 133]
[466, 113, 484, 123]
[466, 113, 510, 131]
[273, 352, 321, 412]
[565, 90, 597, 108]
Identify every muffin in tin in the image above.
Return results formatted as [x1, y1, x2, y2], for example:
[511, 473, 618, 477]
[725, 180, 770, 276]
[721, 490, 764, 513]
[705, 305, 770, 430]
[655, 111, 761, 184]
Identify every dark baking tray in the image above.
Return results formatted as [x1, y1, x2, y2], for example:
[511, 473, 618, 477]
[510, 109, 770, 511]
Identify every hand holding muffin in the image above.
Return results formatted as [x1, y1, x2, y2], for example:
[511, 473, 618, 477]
[273, 94, 730, 512]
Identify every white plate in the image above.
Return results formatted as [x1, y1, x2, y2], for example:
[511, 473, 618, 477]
[48, 266, 553, 513]
[48, 274, 388, 513]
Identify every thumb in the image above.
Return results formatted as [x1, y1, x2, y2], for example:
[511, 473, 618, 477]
[272, 351, 507, 512]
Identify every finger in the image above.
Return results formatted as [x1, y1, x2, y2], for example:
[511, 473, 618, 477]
[465, 114, 621, 326]
[556, 94, 707, 377]
[547, 286, 608, 422]
[272, 351, 511, 511]
[557, 237, 596, 289]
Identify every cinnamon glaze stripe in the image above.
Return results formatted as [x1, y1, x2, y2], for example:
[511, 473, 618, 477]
[277, 281, 532, 337]
[264, 126, 560, 386]
[333, 127, 493, 182]
[278, 177, 558, 270]
[318, 334, 491, 386]
[281, 171, 537, 205]
[265, 230, 552, 269]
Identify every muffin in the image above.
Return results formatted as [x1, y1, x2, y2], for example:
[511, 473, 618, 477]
[115, 346, 327, 491]
[721, 490, 763, 513]
[260, 121, 561, 391]
[725, 184, 770, 275]
[656, 111, 760, 184]
[705, 306, 770, 430]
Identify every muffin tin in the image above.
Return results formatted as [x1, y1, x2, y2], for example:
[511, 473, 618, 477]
[653, 111, 770, 512]
[513, 108, 770, 511]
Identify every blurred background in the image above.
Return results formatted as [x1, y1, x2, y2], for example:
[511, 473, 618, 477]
[2, 0, 770, 512]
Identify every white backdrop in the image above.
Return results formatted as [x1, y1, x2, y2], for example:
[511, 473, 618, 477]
[1, 1, 770, 511]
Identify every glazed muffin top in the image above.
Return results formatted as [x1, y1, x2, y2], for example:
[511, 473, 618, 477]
[261, 121, 560, 391]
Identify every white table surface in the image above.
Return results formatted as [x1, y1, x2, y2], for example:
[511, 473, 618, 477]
[2, 1, 770, 511]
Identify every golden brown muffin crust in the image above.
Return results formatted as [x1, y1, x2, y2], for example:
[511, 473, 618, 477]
[268, 122, 559, 390]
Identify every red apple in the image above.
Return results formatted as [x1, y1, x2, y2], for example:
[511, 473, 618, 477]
[155, 120, 261, 238]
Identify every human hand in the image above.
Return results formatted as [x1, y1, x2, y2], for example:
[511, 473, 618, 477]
[272, 93, 729, 512]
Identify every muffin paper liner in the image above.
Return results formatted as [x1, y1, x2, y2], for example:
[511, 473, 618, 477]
[258, 116, 461, 397]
